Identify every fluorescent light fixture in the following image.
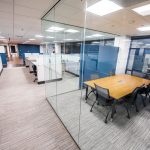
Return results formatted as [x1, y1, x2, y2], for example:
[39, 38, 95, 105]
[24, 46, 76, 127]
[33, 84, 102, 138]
[64, 39, 73, 41]
[46, 26, 64, 32]
[86, 34, 104, 38]
[92, 34, 103, 37]
[137, 26, 150, 31]
[53, 41, 63, 43]
[92, 41, 100, 44]
[29, 38, 35, 41]
[65, 29, 79, 33]
[86, 36, 93, 38]
[35, 35, 44, 38]
[86, 0, 123, 16]
[23, 41, 30, 44]
[132, 4, 150, 16]
[46, 36, 54, 39]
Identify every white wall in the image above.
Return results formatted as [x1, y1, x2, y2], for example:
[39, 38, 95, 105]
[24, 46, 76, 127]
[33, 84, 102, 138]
[114, 36, 131, 74]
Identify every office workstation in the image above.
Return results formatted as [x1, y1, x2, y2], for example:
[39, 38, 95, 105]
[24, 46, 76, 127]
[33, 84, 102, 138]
[0, 0, 150, 150]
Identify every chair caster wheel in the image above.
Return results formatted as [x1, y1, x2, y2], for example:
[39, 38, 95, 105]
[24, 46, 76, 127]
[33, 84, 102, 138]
[90, 109, 92, 112]
[104, 120, 107, 124]
[127, 115, 130, 119]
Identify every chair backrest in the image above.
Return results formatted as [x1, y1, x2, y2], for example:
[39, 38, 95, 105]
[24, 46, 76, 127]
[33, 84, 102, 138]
[146, 84, 150, 93]
[94, 84, 110, 100]
[32, 65, 37, 73]
[130, 87, 140, 104]
[132, 70, 146, 78]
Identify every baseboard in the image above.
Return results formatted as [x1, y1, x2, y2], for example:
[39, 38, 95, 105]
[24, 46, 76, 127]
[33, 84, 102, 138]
[45, 78, 62, 83]
[0, 68, 3, 76]
[3, 64, 7, 68]
[37, 81, 45, 84]
[65, 70, 79, 77]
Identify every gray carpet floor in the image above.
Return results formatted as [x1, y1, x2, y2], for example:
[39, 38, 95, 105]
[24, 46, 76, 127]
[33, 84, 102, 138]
[0, 67, 79, 150]
[48, 87, 150, 150]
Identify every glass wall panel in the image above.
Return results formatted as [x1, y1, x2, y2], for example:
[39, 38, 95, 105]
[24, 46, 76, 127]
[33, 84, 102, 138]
[127, 38, 150, 74]
[42, 0, 119, 148]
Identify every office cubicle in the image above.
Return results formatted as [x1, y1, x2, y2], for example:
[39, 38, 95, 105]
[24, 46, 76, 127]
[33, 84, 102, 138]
[41, 1, 122, 149]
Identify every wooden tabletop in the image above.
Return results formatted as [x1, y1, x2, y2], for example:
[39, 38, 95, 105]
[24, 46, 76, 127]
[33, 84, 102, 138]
[84, 74, 150, 100]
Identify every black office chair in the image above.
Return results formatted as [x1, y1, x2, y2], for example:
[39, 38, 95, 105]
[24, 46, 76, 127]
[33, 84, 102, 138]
[139, 84, 150, 103]
[123, 87, 141, 118]
[90, 84, 114, 123]
[132, 70, 146, 78]
[32, 65, 37, 82]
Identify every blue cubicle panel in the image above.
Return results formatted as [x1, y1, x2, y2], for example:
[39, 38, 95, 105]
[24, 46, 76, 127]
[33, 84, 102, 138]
[80, 44, 119, 87]
[0, 53, 7, 66]
[18, 44, 40, 60]
[98, 45, 119, 77]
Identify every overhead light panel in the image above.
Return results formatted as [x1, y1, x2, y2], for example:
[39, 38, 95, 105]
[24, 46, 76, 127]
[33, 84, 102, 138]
[64, 39, 73, 41]
[132, 4, 150, 16]
[65, 29, 79, 33]
[35, 35, 44, 38]
[92, 34, 104, 37]
[46, 26, 64, 32]
[86, 0, 123, 16]
[46, 36, 54, 39]
[137, 26, 150, 31]
[29, 38, 35, 41]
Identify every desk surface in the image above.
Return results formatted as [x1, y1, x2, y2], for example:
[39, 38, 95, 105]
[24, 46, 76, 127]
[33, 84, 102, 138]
[84, 74, 150, 100]
[26, 57, 37, 61]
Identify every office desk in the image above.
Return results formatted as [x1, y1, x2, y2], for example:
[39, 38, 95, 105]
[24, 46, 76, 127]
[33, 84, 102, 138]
[84, 74, 150, 100]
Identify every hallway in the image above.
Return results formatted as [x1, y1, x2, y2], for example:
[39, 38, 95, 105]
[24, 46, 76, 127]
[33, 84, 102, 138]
[0, 67, 79, 150]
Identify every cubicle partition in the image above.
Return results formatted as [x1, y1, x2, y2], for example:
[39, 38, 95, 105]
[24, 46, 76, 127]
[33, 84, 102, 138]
[0, 55, 3, 75]
[0, 46, 7, 67]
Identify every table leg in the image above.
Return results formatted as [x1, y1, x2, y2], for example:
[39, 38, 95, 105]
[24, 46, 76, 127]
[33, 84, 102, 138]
[111, 100, 116, 121]
[85, 86, 88, 102]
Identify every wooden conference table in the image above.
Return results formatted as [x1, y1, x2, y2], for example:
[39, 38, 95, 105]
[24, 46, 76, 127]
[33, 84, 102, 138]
[84, 74, 150, 100]
[84, 74, 150, 119]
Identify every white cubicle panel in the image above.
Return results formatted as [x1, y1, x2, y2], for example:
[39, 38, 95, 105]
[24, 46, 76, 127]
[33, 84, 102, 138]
[62, 54, 80, 76]
[0, 55, 3, 74]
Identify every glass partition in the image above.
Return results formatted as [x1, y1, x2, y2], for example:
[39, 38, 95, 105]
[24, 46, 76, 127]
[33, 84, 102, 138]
[42, 0, 122, 149]
[127, 38, 150, 73]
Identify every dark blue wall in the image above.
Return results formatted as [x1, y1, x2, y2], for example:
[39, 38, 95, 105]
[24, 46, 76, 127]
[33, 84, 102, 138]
[0, 53, 7, 66]
[18, 44, 40, 60]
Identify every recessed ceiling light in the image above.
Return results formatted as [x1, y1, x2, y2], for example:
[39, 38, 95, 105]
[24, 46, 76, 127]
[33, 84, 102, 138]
[86, 0, 123, 16]
[29, 38, 35, 41]
[53, 41, 63, 43]
[86, 36, 93, 38]
[23, 41, 30, 44]
[46, 36, 54, 39]
[65, 29, 79, 33]
[35, 35, 44, 38]
[46, 26, 64, 32]
[137, 26, 150, 31]
[92, 41, 100, 44]
[92, 34, 104, 37]
[132, 4, 150, 16]
[64, 39, 73, 41]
